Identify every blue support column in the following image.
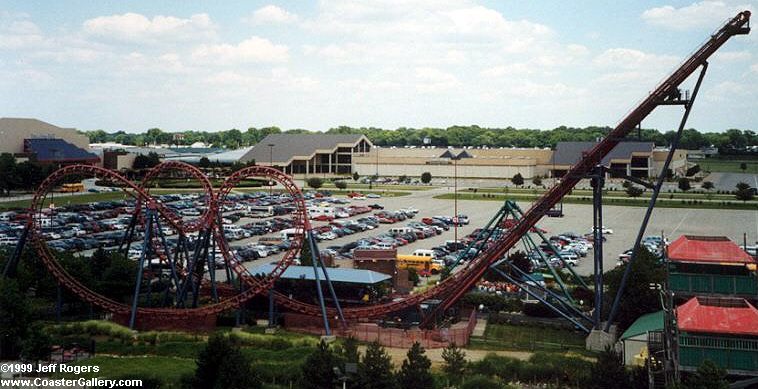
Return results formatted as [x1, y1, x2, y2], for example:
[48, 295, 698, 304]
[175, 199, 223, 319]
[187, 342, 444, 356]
[129, 208, 154, 329]
[605, 62, 709, 332]
[307, 230, 331, 335]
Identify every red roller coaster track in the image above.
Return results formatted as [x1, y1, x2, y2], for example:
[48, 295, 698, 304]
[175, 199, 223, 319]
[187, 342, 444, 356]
[27, 11, 750, 326]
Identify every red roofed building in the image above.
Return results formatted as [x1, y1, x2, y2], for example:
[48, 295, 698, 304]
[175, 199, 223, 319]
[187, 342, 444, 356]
[676, 296, 758, 374]
[667, 236, 757, 301]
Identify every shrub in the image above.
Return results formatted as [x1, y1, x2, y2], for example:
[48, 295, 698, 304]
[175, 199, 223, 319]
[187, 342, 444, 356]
[306, 177, 324, 189]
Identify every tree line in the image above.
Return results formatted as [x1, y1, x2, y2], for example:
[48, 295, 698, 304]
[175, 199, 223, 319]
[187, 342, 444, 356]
[83, 126, 757, 151]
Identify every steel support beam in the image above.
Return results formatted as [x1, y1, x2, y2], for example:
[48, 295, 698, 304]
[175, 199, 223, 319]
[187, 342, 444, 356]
[605, 62, 709, 332]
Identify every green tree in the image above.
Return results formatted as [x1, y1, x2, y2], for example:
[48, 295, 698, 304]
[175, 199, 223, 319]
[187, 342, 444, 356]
[407, 267, 420, 286]
[441, 343, 466, 384]
[334, 180, 347, 190]
[133, 152, 160, 170]
[531, 176, 542, 186]
[300, 340, 337, 389]
[685, 360, 728, 389]
[338, 336, 360, 388]
[461, 375, 502, 389]
[21, 323, 52, 363]
[0, 153, 19, 195]
[352, 172, 360, 181]
[420, 172, 432, 184]
[735, 186, 754, 202]
[590, 347, 628, 389]
[398, 342, 434, 389]
[0, 279, 30, 359]
[307, 177, 324, 189]
[678, 177, 691, 192]
[626, 185, 643, 198]
[603, 246, 665, 331]
[398, 175, 408, 184]
[701, 181, 714, 190]
[98, 255, 137, 302]
[736, 181, 751, 192]
[357, 342, 396, 389]
[198, 157, 211, 169]
[740, 162, 747, 172]
[511, 173, 524, 186]
[190, 333, 261, 389]
[508, 250, 532, 275]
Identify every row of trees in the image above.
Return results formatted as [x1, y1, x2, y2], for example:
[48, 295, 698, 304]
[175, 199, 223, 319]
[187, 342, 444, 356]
[83, 126, 757, 151]
[187, 335, 446, 389]
[0, 154, 57, 196]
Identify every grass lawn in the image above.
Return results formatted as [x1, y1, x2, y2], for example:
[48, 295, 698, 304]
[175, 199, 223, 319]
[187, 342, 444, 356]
[434, 192, 758, 210]
[473, 187, 739, 200]
[470, 323, 587, 353]
[60, 355, 195, 388]
[321, 183, 435, 191]
[0, 189, 203, 211]
[697, 158, 758, 174]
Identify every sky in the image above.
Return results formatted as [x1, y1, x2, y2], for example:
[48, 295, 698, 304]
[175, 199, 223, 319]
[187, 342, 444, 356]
[1, 0, 756, 133]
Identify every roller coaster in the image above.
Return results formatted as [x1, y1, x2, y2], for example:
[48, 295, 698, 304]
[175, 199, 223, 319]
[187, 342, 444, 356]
[1, 11, 751, 334]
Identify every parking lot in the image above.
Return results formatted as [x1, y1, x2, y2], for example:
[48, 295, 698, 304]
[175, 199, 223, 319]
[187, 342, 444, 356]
[1, 183, 755, 278]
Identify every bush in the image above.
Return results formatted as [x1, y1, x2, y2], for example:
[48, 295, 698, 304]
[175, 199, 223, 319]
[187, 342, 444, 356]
[334, 180, 347, 190]
[462, 292, 523, 313]
[421, 172, 432, 184]
[306, 177, 324, 189]
[461, 375, 506, 389]
[522, 303, 559, 318]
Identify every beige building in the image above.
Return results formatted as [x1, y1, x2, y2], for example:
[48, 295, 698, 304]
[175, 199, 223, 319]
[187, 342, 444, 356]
[353, 147, 553, 179]
[0, 118, 90, 154]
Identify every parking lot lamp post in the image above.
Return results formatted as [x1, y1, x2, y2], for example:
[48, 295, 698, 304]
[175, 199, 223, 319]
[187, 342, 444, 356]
[268, 143, 274, 195]
[440, 149, 472, 244]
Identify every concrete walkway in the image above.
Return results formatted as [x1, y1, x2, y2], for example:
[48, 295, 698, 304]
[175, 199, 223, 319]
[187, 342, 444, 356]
[471, 316, 487, 337]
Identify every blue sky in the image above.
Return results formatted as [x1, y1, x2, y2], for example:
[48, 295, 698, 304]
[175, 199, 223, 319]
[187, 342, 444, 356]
[1, 1, 755, 133]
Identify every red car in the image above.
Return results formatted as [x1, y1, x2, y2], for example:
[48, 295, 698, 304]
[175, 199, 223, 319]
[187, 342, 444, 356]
[312, 214, 333, 222]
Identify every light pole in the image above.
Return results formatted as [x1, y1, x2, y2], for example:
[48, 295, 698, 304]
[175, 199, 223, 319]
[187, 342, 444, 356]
[440, 149, 472, 245]
[268, 143, 274, 195]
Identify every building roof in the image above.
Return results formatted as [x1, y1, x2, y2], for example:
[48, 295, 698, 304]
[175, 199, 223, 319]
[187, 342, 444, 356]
[0, 117, 75, 133]
[205, 146, 255, 164]
[550, 141, 655, 166]
[24, 138, 99, 163]
[249, 264, 391, 284]
[620, 310, 664, 340]
[677, 297, 758, 336]
[667, 235, 755, 265]
[239, 133, 370, 164]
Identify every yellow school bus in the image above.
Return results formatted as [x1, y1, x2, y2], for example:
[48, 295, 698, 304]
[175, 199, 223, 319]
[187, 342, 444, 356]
[396, 255, 443, 276]
[61, 183, 85, 193]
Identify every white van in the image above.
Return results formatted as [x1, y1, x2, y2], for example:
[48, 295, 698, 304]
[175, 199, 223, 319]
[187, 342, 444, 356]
[389, 227, 415, 235]
[307, 206, 335, 218]
[412, 249, 437, 259]
[279, 228, 303, 241]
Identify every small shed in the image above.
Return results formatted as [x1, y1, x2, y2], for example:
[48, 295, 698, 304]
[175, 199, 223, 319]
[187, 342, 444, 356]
[619, 310, 664, 366]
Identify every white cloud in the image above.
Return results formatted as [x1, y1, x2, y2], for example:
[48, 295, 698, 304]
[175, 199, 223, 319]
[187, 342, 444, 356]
[593, 48, 679, 70]
[713, 50, 752, 62]
[191, 36, 289, 64]
[247, 5, 299, 24]
[414, 67, 460, 93]
[83, 12, 216, 44]
[642, 1, 752, 30]
[0, 17, 45, 49]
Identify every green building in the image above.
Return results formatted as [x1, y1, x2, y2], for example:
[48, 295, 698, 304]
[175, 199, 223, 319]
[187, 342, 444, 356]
[676, 296, 758, 375]
[667, 236, 757, 301]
